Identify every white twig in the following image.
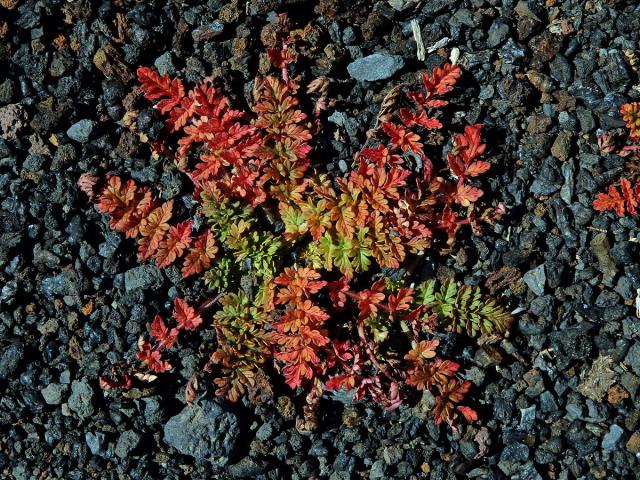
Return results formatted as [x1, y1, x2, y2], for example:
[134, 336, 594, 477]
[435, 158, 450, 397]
[450, 47, 460, 65]
[411, 19, 425, 61]
[426, 37, 450, 53]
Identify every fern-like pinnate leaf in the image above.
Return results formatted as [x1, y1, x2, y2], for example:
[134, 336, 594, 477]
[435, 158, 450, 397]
[416, 279, 512, 336]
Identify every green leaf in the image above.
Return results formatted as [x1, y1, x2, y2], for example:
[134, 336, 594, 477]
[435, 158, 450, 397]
[317, 232, 335, 271]
[333, 234, 354, 277]
[351, 228, 372, 273]
[416, 279, 436, 305]
[281, 205, 308, 239]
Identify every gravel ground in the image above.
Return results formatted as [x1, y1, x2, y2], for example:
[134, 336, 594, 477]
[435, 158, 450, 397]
[2, 0, 640, 479]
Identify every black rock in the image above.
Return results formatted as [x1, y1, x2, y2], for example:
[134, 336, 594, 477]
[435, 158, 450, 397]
[67, 380, 95, 420]
[115, 430, 141, 458]
[40, 383, 67, 405]
[487, 20, 510, 48]
[610, 242, 638, 265]
[85, 431, 107, 456]
[347, 54, 404, 82]
[124, 264, 164, 292]
[163, 400, 241, 466]
[0, 344, 24, 379]
[66, 119, 98, 143]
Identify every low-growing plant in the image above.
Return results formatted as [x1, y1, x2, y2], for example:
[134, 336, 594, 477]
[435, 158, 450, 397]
[594, 102, 640, 216]
[89, 30, 511, 431]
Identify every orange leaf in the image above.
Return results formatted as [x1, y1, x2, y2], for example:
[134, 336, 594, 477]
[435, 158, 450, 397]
[382, 122, 424, 155]
[593, 184, 626, 216]
[97, 176, 137, 214]
[138, 200, 173, 259]
[453, 183, 484, 207]
[181, 230, 218, 278]
[457, 406, 478, 422]
[155, 220, 192, 268]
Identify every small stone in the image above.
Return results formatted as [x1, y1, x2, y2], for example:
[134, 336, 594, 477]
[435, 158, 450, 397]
[0, 343, 24, 379]
[519, 406, 536, 430]
[163, 400, 241, 466]
[549, 54, 573, 85]
[40, 383, 67, 405]
[539, 391, 559, 412]
[227, 457, 267, 478]
[602, 424, 624, 451]
[576, 107, 596, 132]
[500, 38, 526, 64]
[625, 342, 640, 376]
[0, 104, 28, 141]
[93, 44, 134, 83]
[610, 242, 638, 265]
[192, 22, 224, 43]
[487, 20, 509, 48]
[85, 431, 107, 456]
[342, 27, 356, 45]
[23, 153, 46, 172]
[369, 459, 387, 479]
[566, 402, 584, 420]
[67, 380, 94, 420]
[255, 423, 273, 442]
[0, 79, 15, 103]
[590, 233, 618, 282]
[499, 443, 529, 475]
[66, 119, 97, 143]
[527, 71, 555, 93]
[347, 53, 404, 82]
[551, 131, 573, 161]
[124, 264, 164, 292]
[115, 430, 141, 458]
[627, 432, 640, 453]
[523, 264, 546, 296]
[515, 1, 541, 22]
[154, 51, 175, 76]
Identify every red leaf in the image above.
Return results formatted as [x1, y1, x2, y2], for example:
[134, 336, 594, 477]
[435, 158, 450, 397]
[267, 47, 296, 69]
[382, 122, 424, 155]
[173, 297, 202, 331]
[99, 370, 132, 390]
[136, 337, 172, 373]
[621, 178, 639, 215]
[274, 267, 326, 306]
[465, 160, 491, 177]
[421, 63, 461, 97]
[447, 125, 487, 179]
[97, 176, 137, 214]
[149, 314, 179, 350]
[356, 280, 386, 320]
[594, 183, 626, 216]
[387, 287, 414, 313]
[327, 277, 350, 309]
[137, 67, 184, 114]
[399, 108, 442, 130]
[324, 374, 356, 391]
[457, 406, 478, 422]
